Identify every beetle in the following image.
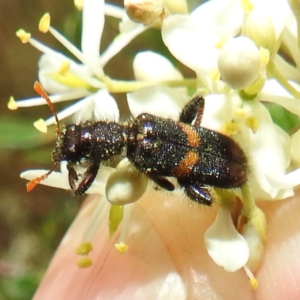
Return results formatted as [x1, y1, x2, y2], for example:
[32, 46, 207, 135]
[28, 82, 248, 205]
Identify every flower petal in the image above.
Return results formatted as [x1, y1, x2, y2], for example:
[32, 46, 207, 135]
[127, 86, 187, 119]
[204, 206, 249, 272]
[133, 51, 183, 81]
[93, 89, 120, 122]
[81, 0, 104, 66]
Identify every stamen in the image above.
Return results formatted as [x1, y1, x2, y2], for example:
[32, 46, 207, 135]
[235, 108, 246, 118]
[241, 0, 254, 13]
[16, 29, 31, 43]
[48, 26, 87, 67]
[210, 67, 220, 82]
[74, 0, 84, 11]
[76, 257, 93, 268]
[34, 119, 47, 133]
[259, 48, 270, 68]
[39, 13, 51, 33]
[115, 242, 128, 254]
[245, 117, 259, 133]
[221, 122, 239, 136]
[243, 265, 258, 289]
[75, 242, 93, 255]
[115, 204, 132, 254]
[7, 96, 18, 110]
[59, 61, 71, 75]
[81, 196, 109, 243]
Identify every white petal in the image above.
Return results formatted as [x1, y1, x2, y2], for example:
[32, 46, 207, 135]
[204, 207, 249, 272]
[15, 89, 87, 108]
[21, 164, 114, 194]
[93, 89, 120, 121]
[201, 93, 242, 130]
[127, 86, 187, 119]
[162, 14, 219, 77]
[190, 0, 243, 38]
[100, 24, 146, 67]
[133, 51, 183, 81]
[20, 170, 70, 190]
[258, 79, 300, 116]
[82, 0, 104, 65]
[236, 100, 292, 199]
[45, 97, 92, 126]
[253, 0, 289, 40]
[38, 54, 103, 92]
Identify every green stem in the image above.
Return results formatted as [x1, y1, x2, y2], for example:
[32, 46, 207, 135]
[267, 60, 300, 98]
[103, 77, 198, 93]
[240, 184, 266, 240]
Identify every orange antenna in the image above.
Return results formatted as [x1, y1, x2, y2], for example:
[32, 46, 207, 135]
[27, 82, 62, 192]
[26, 162, 60, 192]
[34, 81, 61, 134]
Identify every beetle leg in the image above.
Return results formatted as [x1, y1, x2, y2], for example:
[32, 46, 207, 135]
[67, 163, 78, 191]
[178, 180, 212, 205]
[147, 174, 175, 191]
[179, 95, 205, 126]
[73, 162, 100, 196]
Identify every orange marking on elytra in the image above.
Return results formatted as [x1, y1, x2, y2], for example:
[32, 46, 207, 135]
[178, 123, 201, 147]
[173, 151, 199, 177]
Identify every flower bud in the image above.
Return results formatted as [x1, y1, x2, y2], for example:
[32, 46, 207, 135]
[106, 162, 148, 205]
[242, 9, 276, 57]
[124, 0, 165, 25]
[218, 37, 260, 90]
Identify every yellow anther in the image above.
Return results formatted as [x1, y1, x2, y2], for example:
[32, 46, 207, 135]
[16, 29, 31, 43]
[250, 277, 259, 290]
[76, 257, 93, 268]
[34, 119, 48, 133]
[39, 13, 51, 33]
[75, 242, 93, 255]
[259, 47, 270, 68]
[215, 37, 227, 49]
[235, 108, 246, 118]
[59, 61, 71, 75]
[241, 0, 254, 13]
[74, 0, 84, 11]
[210, 67, 221, 82]
[39, 13, 50, 33]
[245, 116, 259, 133]
[221, 122, 239, 136]
[7, 96, 18, 110]
[115, 242, 128, 254]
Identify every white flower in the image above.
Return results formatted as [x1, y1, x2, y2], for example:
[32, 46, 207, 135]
[12, 0, 147, 130]
[14, 0, 300, 283]
[161, 0, 300, 276]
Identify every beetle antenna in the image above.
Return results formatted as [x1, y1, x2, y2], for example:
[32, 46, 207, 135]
[27, 82, 61, 192]
[34, 81, 61, 134]
[26, 161, 60, 192]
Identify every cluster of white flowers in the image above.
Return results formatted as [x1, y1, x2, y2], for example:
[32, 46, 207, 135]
[10, 0, 300, 289]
